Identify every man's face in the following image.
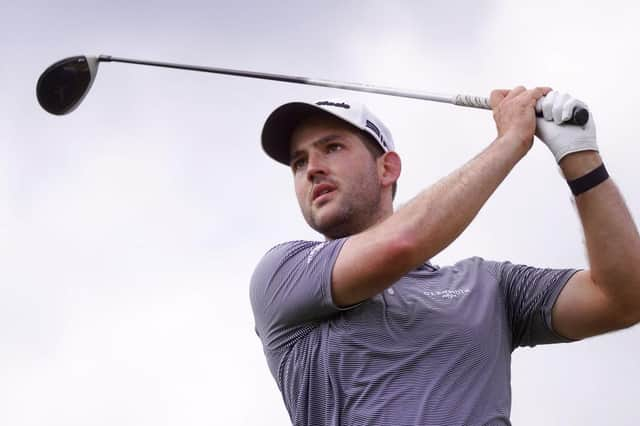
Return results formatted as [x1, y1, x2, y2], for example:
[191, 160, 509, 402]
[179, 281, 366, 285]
[289, 114, 385, 239]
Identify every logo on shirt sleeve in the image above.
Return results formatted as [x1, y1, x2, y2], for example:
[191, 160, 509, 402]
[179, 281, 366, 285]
[306, 242, 328, 264]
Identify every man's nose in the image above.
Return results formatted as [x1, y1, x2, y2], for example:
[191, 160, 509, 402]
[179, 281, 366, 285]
[306, 151, 328, 181]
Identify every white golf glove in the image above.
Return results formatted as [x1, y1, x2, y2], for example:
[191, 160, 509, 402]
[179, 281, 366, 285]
[535, 91, 598, 163]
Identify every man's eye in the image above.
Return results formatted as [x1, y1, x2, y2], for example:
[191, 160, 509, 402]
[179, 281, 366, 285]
[327, 143, 342, 152]
[292, 158, 307, 172]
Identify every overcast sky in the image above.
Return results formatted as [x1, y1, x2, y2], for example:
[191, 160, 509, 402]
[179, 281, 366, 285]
[2, 1, 640, 425]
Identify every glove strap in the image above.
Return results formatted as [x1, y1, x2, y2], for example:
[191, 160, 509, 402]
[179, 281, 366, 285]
[567, 163, 609, 196]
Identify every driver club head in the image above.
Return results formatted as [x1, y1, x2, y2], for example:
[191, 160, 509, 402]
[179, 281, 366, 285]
[36, 55, 99, 115]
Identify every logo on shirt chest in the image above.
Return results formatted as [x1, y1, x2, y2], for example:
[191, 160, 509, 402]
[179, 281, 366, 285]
[423, 289, 471, 300]
[386, 286, 471, 301]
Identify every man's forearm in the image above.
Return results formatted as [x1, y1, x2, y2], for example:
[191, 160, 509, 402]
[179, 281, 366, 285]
[388, 135, 528, 267]
[332, 87, 551, 307]
[561, 151, 640, 320]
[332, 134, 529, 307]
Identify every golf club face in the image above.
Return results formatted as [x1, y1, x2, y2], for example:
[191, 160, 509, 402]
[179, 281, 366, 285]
[36, 55, 98, 115]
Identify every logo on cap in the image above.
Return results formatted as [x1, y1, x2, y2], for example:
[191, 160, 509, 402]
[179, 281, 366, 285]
[316, 101, 350, 109]
[365, 120, 389, 150]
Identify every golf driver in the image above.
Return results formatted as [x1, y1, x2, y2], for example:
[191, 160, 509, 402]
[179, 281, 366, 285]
[36, 55, 589, 125]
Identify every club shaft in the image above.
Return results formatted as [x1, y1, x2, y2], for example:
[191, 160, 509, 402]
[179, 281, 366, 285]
[98, 55, 491, 110]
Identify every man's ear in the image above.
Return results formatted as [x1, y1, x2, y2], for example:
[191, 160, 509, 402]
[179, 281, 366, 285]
[379, 151, 401, 188]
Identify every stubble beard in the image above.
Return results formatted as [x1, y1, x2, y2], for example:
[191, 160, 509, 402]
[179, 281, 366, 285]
[304, 173, 383, 240]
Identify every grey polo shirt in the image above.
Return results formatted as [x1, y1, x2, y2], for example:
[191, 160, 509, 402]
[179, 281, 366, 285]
[250, 239, 578, 426]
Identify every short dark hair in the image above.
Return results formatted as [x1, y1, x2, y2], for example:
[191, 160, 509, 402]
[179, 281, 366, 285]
[357, 130, 398, 200]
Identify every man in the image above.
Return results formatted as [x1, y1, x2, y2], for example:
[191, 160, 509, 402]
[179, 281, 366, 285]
[250, 87, 640, 425]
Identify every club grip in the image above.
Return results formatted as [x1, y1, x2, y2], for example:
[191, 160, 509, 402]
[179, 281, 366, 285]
[453, 95, 590, 126]
[536, 106, 589, 126]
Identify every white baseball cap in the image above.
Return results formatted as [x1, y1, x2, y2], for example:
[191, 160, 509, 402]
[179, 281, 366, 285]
[261, 100, 395, 165]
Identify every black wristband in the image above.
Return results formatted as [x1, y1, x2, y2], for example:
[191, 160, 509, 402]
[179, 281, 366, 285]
[567, 163, 609, 196]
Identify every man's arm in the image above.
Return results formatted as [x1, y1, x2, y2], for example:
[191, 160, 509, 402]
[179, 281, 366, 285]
[332, 87, 550, 307]
[552, 151, 640, 339]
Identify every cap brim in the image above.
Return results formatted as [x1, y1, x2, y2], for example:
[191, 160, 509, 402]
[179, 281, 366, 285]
[261, 102, 333, 165]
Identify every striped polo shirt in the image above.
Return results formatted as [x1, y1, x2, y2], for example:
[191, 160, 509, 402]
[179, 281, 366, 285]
[250, 239, 577, 425]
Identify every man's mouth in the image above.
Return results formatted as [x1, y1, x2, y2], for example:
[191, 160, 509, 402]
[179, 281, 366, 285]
[312, 183, 337, 203]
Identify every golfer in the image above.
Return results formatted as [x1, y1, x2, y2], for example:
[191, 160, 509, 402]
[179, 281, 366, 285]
[250, 87, 640, 425]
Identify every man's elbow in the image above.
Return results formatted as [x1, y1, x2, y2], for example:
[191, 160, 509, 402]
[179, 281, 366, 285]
[388, 231, 428, 270]
[619, 304, 640, 329]
[607, 294, 640, 331]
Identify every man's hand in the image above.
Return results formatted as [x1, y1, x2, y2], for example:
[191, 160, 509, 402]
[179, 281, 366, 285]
[490, 86, 552, 154]
[535, 91, 599, 163]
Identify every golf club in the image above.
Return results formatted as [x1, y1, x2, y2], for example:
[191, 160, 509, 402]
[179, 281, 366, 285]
[36, 55, 589, 125]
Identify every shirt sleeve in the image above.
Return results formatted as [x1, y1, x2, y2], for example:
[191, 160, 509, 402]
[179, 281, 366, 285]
[249, 239, 351, 351]
[486, 260, 580, 349]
